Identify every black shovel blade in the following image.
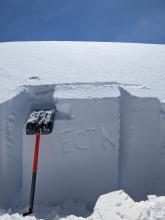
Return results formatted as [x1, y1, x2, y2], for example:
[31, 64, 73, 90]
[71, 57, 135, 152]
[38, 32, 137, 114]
[26, 109, 55, 135]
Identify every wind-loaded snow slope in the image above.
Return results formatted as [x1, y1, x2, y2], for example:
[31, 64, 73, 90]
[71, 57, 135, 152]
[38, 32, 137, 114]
[0, 41, 165, 219]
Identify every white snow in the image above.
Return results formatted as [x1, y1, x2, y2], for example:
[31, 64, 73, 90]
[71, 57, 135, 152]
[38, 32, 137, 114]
[1, 190, 165, 220]
[0, 41, 165, 219]
[22, 97, 120, 208]
[0, 41, 165, 102]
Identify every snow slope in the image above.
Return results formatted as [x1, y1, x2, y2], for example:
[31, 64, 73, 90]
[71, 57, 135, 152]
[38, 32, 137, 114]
[0, 41, 165, 219]
[0, 41, 165, 102]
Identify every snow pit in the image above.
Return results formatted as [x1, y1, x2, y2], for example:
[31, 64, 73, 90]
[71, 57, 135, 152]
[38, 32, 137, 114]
[0, 83, 165, 211]
[0, 41, 165, 218]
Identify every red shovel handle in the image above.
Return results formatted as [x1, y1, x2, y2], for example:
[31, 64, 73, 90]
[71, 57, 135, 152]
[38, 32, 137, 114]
[23, 133, 41, 216]
[33, 133, 40, 172]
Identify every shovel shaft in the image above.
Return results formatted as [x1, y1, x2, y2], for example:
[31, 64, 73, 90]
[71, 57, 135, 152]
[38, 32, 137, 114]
[33, 133, 40, 172]
[29, 171, 37, 213]
[25, 133, 41, 215]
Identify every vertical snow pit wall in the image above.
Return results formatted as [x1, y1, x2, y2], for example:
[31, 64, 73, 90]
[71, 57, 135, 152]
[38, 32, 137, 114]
[157, 103, 165, 195]
[0, 101, 8, 207]
[0, 85, 55, 208]
[0, 91, 30, 208]
[119, 88, 161, 201]
[23, 85, 120, 209]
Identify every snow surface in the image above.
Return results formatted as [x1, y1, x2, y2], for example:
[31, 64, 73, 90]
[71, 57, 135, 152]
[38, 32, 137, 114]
[0, 41, 165, 102]
[0, 41, 165, 219]
[1, 190, 165, 220]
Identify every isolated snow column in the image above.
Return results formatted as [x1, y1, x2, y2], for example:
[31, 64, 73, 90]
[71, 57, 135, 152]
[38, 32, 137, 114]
[23, 84, 120, 208]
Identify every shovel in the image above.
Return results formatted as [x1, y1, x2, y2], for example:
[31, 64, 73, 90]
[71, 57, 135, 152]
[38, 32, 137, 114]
[23, 109, 55, 216]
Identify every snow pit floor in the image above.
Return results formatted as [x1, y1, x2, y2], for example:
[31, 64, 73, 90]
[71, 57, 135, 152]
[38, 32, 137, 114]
[1, 191, 165, 220]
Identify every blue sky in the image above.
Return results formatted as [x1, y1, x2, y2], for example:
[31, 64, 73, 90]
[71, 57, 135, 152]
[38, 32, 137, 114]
[0, 0, 165, 43]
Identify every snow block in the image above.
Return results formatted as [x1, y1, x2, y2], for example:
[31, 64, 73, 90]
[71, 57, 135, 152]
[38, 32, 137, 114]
[23, 90, 120, 208]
